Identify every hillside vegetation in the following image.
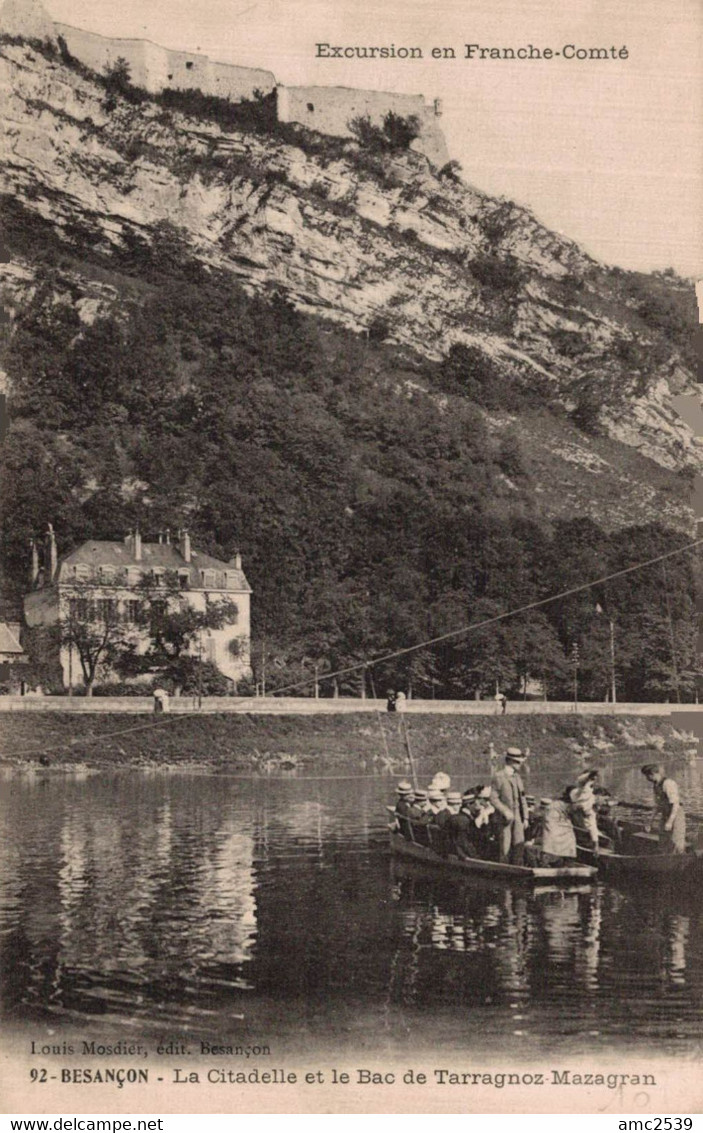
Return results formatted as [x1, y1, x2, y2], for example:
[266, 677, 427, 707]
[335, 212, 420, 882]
[0, 37, 699, 702]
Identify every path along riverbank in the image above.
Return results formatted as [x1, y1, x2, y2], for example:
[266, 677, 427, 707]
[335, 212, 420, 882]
[0, 709, 699, 774]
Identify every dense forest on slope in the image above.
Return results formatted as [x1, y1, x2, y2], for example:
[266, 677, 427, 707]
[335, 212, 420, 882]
[0, 36, 699, 700]
[0, 240, 698, 701]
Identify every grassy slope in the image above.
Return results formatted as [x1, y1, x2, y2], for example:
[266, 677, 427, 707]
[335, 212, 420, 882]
[0, 711, 695, 772]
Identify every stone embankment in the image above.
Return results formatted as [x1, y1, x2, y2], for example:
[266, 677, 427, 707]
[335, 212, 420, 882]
[0, 704, 698, 774]
[0, 695, 701, 716]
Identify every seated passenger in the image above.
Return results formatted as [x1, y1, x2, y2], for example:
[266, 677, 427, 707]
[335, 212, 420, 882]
[445, 792, 482, 860]
[470, 784, 498, 860]
[406, 788, 434, 846]
[409, 788, 433, 820]
[428, 788, 450, 821]
[445, 791, 462, 815]
[394, 780, 415, 819]
[430, 771, 451, 794]
[427, 787, 452, 852]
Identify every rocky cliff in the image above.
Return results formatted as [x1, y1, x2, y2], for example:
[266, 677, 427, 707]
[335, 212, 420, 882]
[0, 35, 699, 520]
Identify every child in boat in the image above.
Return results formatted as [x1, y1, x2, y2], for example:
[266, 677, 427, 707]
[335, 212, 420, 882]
[524, 791, 578, 866]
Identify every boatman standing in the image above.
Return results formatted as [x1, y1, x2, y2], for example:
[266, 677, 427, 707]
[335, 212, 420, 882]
[641, 763, 686, 854]
[490, 747, 530, 865]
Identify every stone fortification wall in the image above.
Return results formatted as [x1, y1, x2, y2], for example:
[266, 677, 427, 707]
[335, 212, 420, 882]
[278, 84, 449, 167]
[54, 22, 276, 101]
[1, 0, 449, 165]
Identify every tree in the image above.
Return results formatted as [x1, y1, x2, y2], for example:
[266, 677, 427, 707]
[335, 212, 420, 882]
[61, 582, 137, 695]
[116, 574, 240, 691]
[381, 111, 420, 152]
[103, 56, 132, 95]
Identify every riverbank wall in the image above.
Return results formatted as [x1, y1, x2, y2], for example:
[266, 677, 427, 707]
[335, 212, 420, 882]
[1, 709, 698, 773]
[1, 695, 700, 715]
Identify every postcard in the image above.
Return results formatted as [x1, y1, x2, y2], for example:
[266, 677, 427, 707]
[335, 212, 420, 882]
[0, 0, 701, 1117]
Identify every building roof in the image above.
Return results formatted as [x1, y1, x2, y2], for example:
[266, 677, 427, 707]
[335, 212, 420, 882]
[0, 622, 23, 654]
[57, 539, 252, 592]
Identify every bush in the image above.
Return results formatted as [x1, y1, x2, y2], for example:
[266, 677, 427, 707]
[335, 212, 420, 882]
[367, 315, 391, 343]
[156, 86, 277, 134]
[437, 343, 514, 410]
[348, 110, 421, 154]
[91, 681, 154, 696]
[470, 253, 525, 294]
[497, 430, 526, 478]
[551, 328, 587, 359]
[102, 57, 147, 107]
[438, 159, 462, 182]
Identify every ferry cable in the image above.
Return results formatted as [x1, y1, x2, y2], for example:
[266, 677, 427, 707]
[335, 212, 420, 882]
[4, 535, 701, 757]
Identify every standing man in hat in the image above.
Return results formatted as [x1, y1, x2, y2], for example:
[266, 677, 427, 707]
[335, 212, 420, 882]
[490, 747, 530, 865]
[641, 763, 686, 854]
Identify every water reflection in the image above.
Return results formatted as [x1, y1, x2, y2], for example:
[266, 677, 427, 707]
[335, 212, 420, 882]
[1, 762, 702, 1056]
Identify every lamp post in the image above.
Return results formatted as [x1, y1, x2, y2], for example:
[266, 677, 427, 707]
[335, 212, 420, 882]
[608, 617, 617, 704]
[595, 603, 617, 704]
[570, 642, 579, 712]
[197, 629, 203, 711]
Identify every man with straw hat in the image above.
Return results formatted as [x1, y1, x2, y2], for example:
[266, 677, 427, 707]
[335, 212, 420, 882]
[394, 780, 414, 819]
[490, 747, 530, 865]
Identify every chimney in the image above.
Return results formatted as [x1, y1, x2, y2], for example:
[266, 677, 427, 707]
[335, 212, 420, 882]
[134, 527, 142, 561]
[179, 529, 191, 563]
[231, 551, 242, 570]
[30, 539, 39, 587]
[165, 528, 171, 545]
[46, 524, 57, 582]
[158, 532, 163, 545]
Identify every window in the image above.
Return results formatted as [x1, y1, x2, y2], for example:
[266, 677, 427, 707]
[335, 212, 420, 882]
[125, 600, 141, 624]
[95, 598, 118, 623]
[307, 102, 314, 112]
[99, 565, 115, 583]
[69, 597, 89, 621]
[178, 571, 190, 589]
[204, 637, 217, 662]
[150, 599, 167, 637]
[185, 60, 193, 69]
[74, 563, 90, 581]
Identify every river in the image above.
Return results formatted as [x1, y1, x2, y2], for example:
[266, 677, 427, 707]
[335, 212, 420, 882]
[1, 753, 702, 1062]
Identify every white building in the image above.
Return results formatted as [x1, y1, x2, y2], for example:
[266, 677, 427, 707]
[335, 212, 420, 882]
[24, 527, 252, 690]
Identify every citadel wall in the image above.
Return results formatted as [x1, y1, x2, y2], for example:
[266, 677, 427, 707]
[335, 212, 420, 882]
[1, 0, 449, 166]
[278, 84, 449, 167]
[54, 22, 276, 100]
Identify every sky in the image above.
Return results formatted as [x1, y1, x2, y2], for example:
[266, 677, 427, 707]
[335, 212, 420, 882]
[44, 0, 702, 278]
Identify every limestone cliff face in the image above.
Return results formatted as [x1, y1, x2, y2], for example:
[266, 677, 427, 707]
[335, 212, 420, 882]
[0, 38, 700, 487]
